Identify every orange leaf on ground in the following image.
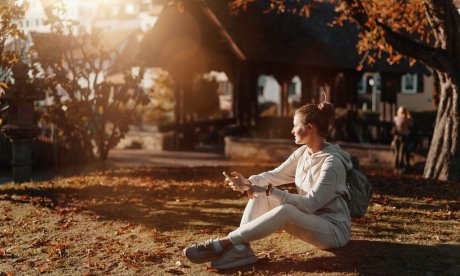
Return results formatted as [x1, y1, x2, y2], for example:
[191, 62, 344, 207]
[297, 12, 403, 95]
[128, 198, 143, 203]
[120, 223, 132, 230]
[321, 263, 338, 270]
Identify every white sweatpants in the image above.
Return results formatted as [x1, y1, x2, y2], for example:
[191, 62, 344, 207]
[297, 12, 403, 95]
[228, 195, 347, 249]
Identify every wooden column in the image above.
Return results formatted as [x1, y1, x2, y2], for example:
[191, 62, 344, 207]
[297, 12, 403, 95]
[247, 69, 258, 126]
[170, 73, 183, 125]
[224, 68, 237, 119]
[299, 73, 313, 105]
[273, 72, 293, 117]
[235, 63, 258, 127]
[343, 70, 363, 110]
[333, 72, 347, 108]
[169, 71, 195, 150]
[281, 81, 289, 117]
[381, 72, 400, 121]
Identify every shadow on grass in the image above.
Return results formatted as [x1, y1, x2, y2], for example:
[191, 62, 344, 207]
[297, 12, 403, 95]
[368, 173, 460, 201]
[95, 166, 272, 182]
[219, 240, 460, 275]
[0, 181, 246, 232]
[0, 166, 282, 232]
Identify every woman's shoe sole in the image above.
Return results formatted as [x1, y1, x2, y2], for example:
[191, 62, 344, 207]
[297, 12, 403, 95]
[211, 255, 258, 270]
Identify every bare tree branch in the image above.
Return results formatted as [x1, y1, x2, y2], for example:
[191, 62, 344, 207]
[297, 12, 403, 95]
[446, 0, 460, 70]
[423, 0, 454, 51]
[378, 22, 454, 73]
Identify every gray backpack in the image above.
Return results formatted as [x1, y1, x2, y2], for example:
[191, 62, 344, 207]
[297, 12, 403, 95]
[343, 168, 373, 217]
[302, 146, 372, 217]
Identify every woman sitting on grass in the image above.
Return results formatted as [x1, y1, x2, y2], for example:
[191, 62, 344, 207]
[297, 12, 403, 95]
[183, 100, 353, 270]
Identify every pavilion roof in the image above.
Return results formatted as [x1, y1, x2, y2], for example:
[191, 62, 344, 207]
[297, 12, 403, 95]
[140, 0, 428, 74]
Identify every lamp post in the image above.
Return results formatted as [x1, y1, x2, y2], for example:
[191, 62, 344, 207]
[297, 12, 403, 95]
[1, 63, 45, 183]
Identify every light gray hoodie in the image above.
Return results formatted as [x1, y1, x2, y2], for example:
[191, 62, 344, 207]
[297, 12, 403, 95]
[248, 143, 353, 242]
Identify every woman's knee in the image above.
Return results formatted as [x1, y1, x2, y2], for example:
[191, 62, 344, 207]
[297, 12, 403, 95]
[272, 204, 298, 219]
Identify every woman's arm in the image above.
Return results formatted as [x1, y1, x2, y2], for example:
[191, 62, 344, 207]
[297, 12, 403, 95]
[248, 145, 307, 187]
[268, 156, 345, 213]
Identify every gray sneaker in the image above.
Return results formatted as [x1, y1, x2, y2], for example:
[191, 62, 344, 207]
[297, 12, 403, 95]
[183, 239, 223, 263]
[211, 244, 258, 270]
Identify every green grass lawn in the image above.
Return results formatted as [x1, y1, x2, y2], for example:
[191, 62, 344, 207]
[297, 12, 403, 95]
[0, 166, 459, 275]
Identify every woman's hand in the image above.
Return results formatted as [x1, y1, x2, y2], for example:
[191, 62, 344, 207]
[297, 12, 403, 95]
[224, 171, 269, 199]
[224, 171, 251, 193]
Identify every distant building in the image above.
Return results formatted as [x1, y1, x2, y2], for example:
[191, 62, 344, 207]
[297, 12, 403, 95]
[15, 0, 162, 35]
[91, 0, 162, 33]
[12, 0, 160, 88]
[357, 72, 434, 117]
[14, 0, 50, 33]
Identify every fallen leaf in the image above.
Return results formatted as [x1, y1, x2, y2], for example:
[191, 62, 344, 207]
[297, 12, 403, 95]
[31, 237, 50, 247]
[321, 263, 338, 270]
[50, 244, 67, 258]
[165, 268, 184, 274]
[199, 228, 213, 234]
[128, 198, 143, 203]
[120, 223, 132, 230]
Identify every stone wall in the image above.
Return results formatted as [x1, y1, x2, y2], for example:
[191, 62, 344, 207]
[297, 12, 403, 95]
[224, 136, 417, 169]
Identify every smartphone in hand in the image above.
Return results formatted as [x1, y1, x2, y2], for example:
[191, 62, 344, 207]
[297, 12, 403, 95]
[223, 171, 242, 192]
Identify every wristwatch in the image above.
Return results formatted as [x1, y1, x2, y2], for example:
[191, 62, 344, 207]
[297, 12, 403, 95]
[266, 184, 273, 196]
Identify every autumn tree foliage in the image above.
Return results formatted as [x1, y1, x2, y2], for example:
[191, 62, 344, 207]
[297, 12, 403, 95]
[0, 1, 25, 88]
[232, 0, 460, 181]
[33, 18, 150, 161]
[140, 70, 176, 124]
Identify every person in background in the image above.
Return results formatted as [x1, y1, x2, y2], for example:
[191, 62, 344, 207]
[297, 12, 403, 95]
[183, 99, 353, 270]
[393, 106, 413, 174]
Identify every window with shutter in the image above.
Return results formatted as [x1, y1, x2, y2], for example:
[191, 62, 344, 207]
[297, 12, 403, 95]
[401, 74, 418, 94]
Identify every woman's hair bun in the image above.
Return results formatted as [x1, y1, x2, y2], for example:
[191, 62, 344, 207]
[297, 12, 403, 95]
[318, 102, 335, 125]
[318, 91, 332, 110]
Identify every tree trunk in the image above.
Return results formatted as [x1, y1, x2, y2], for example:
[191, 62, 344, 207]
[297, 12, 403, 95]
[423, 70, 460, 181]
[98, 128, 110, 161]
[369, 1, 460, 180]
[99, 148, 109, 161]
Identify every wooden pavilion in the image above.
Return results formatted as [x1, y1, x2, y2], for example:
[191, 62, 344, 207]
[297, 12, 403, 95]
[139, 0, 428, 149]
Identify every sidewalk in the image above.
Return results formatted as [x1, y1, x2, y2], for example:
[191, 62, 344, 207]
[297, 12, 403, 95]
[0, 145, 425, 184]
[107, 148, 276, 168]
[0, 148, 276, 184]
